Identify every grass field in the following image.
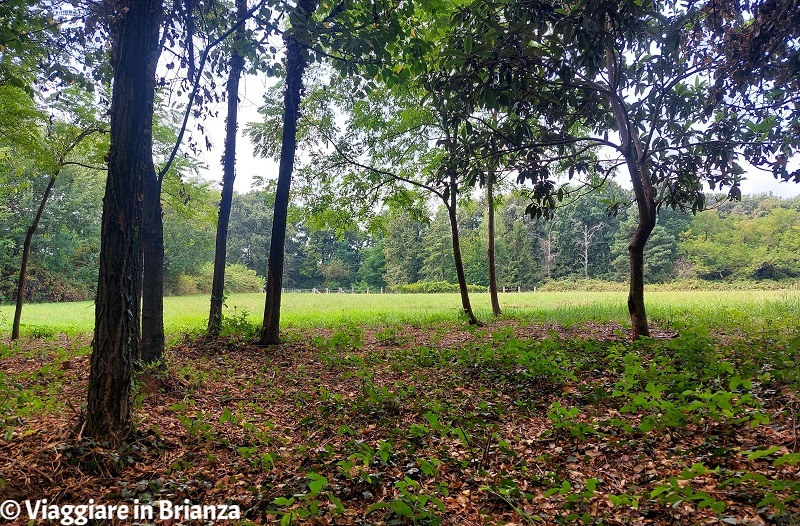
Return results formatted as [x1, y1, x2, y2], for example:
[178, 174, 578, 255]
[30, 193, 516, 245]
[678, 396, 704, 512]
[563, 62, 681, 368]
[1, 289, 799, 337]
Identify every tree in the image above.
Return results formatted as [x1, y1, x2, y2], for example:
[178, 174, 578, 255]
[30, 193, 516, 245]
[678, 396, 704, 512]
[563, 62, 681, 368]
[12, 88, 106, 339]
[0, 0, 59, 91]
[420, 207, 455, 283]
[355, 236, 386, 289]
[433, 0, 795, 338]
[322, 86, 485, 323]
[86, 0, 164, 444]
[383, 208, 426, 287]
[496, 194, 541, 288]
[680, 204, 800, 280]
[573, 222, 605, 279]
[712, 0, 800, 185]
[612, 217, 679, 284]
[209, 0, 249, 336]
[162, 177, 217, 293]
[486, 176, 501, 316]
[249, 0, 486, 325]
[259, 0, 320, 345]
[226, 188, 275, 278]
[140, 0, 274, 361]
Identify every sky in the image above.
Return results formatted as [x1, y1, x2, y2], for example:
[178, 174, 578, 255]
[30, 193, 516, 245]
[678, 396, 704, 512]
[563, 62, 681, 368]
[192, 75, 800, 200]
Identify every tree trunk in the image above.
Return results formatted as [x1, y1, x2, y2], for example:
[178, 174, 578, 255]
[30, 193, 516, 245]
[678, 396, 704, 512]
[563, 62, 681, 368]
[140, 172, 164, 363]
[86, 0, 163, 445]
[209, 0, 247, 336]
[627, 225, 652, 340]
[486, 177, 501, 317]
[606, 46, 656, 340]
[12, 172, 58, 340]
[259, 0, 318, 345]
[583, 226, 589, 278]
[446, 178, 479, 325]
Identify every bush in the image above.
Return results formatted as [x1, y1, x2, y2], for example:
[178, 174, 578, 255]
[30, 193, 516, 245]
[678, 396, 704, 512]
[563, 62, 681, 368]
[167, 263, 265, 296]
[173, 274, 204, 296]
[215, 263, 265, 293]
[650, 278, 800, 291]
[389, 281, 485, 294]
[537, 278, 800, 292]
[0, 264, 94, 303]
[538, 279, 627, 292]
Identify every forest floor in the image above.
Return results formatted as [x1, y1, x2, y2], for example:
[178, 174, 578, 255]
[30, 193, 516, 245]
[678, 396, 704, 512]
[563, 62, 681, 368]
[1, 319, 799, 525]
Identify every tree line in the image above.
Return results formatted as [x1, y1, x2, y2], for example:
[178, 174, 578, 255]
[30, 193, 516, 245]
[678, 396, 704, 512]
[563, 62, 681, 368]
[1, 0, 797, 442]
[4, 177, 799, 304]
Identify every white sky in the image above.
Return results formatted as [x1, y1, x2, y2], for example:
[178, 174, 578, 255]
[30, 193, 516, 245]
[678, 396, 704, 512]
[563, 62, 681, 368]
[192, 75, 800, 200]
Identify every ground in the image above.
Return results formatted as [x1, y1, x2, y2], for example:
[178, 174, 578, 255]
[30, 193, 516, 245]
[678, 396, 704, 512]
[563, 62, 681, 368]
[1, 318, 799, 525]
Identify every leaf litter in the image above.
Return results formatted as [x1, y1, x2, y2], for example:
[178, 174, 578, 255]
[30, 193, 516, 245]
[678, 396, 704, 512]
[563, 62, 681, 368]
[0, 320, 798, 525]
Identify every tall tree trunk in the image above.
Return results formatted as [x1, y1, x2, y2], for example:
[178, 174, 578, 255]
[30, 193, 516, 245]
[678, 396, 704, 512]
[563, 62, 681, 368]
[446, 178, 480, 325]
[486, 177, 501, 317]
[209, 0, 247, 336]
[12, 171, 58, 340]
[606, 46, 656, 340]
[259, 0, 318, 345]
[86, 0, 163, 445]
[140, 173, 164, 363]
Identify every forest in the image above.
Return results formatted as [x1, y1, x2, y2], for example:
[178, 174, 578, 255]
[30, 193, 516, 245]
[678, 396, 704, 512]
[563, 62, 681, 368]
[1, 0, 800, 524]
[4, 177, 800, 303]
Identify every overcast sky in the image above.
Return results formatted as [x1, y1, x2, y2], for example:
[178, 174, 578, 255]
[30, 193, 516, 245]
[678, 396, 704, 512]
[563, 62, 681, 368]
[192, 75, 800, 200]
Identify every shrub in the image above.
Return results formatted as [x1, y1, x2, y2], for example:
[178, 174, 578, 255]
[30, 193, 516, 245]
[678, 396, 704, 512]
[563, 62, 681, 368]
[167, 263, 264, 296]
[538, 279, 627, 292]
[388, 281, 485, 294]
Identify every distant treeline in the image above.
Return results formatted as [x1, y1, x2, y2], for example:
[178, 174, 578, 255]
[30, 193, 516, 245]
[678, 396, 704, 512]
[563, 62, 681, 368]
[2, 173, 798, 303]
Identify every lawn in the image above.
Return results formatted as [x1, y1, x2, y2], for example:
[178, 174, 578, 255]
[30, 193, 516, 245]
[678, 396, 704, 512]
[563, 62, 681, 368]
[2, 289, 799, 337]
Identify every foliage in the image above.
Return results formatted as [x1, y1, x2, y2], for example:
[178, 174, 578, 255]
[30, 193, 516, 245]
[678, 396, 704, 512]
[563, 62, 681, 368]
[169, 263, 264, 296]
[4, 301, 800, 522]
[389, 281, 485, 294]
[681, 207, 800, 280]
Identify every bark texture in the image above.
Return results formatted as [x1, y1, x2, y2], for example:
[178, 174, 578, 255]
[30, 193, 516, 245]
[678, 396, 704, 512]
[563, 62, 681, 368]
[86, 0, 163, 444]
[259, 0, 318, 345]
[140, 171, 164, 363]
[209, 0, 247, 336]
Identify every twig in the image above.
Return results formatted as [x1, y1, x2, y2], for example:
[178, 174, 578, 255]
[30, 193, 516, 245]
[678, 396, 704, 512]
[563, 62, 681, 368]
[76, 420, 86, 442]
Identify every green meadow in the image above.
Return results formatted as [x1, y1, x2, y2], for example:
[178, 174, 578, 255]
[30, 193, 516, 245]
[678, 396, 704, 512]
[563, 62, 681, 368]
[2, 289, 798, 338]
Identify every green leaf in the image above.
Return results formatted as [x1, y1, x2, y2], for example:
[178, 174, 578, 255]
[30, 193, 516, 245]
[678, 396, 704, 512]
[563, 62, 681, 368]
[747, 446, 780, 461]
[392, 499, 414, 517]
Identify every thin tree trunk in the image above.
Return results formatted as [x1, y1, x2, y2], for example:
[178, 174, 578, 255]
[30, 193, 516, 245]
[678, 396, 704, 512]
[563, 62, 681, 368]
[86, 0, 163, 445]
[140, 172, 164, 363]
[627, 228, 651, 339]
[606, 46, 656, 340]
[12, 172, 58, 340]
[209, 0, 247, 336]
[259, 0, 318, 345]
[583, 226, 589, 278]
[446, 178, 479, 325]
[487, 177, 501, 317]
